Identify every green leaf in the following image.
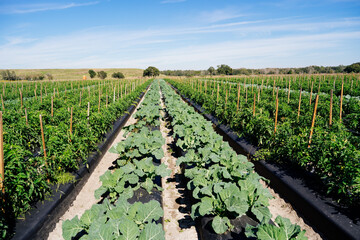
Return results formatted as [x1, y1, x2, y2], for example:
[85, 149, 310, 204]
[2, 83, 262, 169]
[225, 196, 249, 216]
[142, 178, 154, 193]
[62, 217, 84, 240]
[256, 224, 286, 240]
[153, 149, 164, 160]
[94, 185, 108, 200]
[118, 217, 140, 240]
[87, 219, 114, 240]
[136, 200, 163, 223]
[139, 222, 165, 240]
[80, 204, 102, 227]
[198, 197, 214, 216]
[252, 205, 272, 223]
[155, 164, 171, 177]
[125, 173, 139, 185]
[212, 216, 230, 234]
[122, 163, 136, 174]
[275, 216, 303, 240]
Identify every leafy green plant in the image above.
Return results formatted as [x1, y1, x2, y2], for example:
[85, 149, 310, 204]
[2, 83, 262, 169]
[245, 216, 307, 240]
[63, 198, 165, 240]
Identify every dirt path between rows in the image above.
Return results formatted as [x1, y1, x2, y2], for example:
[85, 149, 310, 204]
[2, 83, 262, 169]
[159, 91, 198, 240]
[47, 91, 148, 240]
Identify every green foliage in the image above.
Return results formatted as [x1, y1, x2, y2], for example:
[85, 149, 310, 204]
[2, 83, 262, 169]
[245, 216, 307, 240]
[88, 69, 96, 78]
[208, 66, 215, 75]
[0, 70, 19, 81]
[217, 64, 233, 75]
[344, 62, 360, 73]
[112, 72, 125, 79]
[62, 199, 164, 240]
[97, 70, 107, 79]
[143, 66, 160, 77]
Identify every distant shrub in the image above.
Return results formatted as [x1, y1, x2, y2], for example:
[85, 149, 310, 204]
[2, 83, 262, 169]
[344, 62, 360, 73]
[97, 71, 107, 79]
[112, 72, 125, 79]
[88, 69, 96, 78]
[0, 70, 20, 80]
[143, 66, 160, 77]
[46, 73, 54, 80]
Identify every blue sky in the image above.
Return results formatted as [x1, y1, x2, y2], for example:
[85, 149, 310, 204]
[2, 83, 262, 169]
[0, 0, 359, 70]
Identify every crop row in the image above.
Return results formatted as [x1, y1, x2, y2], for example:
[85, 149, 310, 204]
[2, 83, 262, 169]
[62, 79, 170, 240]
[159, 79, 307, 239]
[0, 79, 150, 239]
[167, 77, 360, 206]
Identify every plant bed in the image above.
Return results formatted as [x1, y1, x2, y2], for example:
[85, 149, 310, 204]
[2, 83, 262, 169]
[169, 83, 360, 240]
[197, 215, 258, 240]
[11, 88, 149, 240]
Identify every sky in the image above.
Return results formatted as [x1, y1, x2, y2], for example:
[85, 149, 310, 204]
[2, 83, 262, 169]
[0, 0, 359, 70]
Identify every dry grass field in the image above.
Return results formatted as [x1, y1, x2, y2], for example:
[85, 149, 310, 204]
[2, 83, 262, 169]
[1, 68, 144, 80]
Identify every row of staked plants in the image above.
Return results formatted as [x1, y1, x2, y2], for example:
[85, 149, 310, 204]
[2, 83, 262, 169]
[0, 79, 150, 239]
[159, 79, 307, 239]
[166, 77, 360, 207]
[62, 79, 170, 240]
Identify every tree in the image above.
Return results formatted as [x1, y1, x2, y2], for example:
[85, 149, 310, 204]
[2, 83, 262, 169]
[0, 70, 19, 80]
[344, 62, 360, 73]
[112, 72, 125, 79]
[88, 69, 96, 78]
[97, 71, 107, 79]
[208, 66, 215, 75]
[143, 66, 160, 77]
[216, 64, 233, 75]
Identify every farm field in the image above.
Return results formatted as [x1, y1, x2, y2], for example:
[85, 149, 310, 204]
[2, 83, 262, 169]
[0, 68, 144, 80]
[167, 74, 360, 206]
[0, 78, 150, 239]
[0, 77, 359, 240]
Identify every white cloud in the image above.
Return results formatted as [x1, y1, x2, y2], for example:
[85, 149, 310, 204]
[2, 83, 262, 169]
[0, 2, 99, 14]
[199, 8, 245, 23]
[0, 18, 359, 69]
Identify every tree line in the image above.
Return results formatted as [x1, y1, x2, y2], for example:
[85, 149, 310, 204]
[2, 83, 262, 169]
[161, 62, 360, 76]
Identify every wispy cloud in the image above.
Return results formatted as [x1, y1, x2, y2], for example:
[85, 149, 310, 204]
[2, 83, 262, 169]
[199, 8, 245, 23]
[0, 2, 99, 14]
[1, 17, 359, 69]
[161, 0, 186, 4]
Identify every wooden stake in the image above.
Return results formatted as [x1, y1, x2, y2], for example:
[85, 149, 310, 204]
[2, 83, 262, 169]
[51, 96, 54, 117]
[253, 93, 256, 116]
[79, 91, 82, 106]
[70, 107, 73, 135]
[236, 83, 240, 112]
[274, 97, 279, 134]
[340, 80, 344, 122]
[87, 102, 90, 119]
[113, 87, 116, 102]
[308, 95, 319, 147]
[106, 95, 108, 108]
[309, 81, 314, 105]
[39, 114, 47, 159]
[287, 79, 291, 103]
[329, 89, 333, 126]
[273, 78, 276, 96]
[34, 89, 37, 100]
[217, 84, 219, 103]
[297, 89, 302, 119]
[1, 95, 4, 111]
[25, 108, 28, 125]
[19, 88, 23, 109]
[0, 111, 4, 196]
[245, 86, 248, 103]
[225, 90, 228, 110]
[98, 89, 101, 113]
